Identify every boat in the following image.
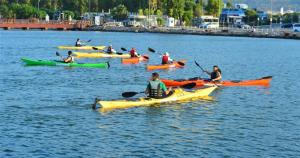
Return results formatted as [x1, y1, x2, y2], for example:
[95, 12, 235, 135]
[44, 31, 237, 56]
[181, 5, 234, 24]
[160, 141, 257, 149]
[121, 55, 149, 64]
[74, 52, 131, 58]
[21, 58, 110, 68]
[161, 76, 273, 87]
[96, 86, 217, 110]
[146, 60, 186, 71]
[57, 45, 106, 50]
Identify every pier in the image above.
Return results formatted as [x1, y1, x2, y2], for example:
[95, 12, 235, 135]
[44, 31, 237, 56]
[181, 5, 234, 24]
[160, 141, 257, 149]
[0, 19, 91, 30]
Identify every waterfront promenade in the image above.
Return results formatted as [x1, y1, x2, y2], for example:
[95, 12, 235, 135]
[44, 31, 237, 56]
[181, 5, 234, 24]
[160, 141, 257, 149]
[86, 25, 300, 40]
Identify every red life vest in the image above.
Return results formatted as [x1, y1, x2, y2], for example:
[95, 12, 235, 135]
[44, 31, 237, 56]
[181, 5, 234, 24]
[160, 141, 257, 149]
[162, 55, 169, 64]
[130, 50, 137, 57]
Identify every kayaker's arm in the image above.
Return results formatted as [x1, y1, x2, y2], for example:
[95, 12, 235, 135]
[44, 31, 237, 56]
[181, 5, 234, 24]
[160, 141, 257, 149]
[211, 71, 222, 82]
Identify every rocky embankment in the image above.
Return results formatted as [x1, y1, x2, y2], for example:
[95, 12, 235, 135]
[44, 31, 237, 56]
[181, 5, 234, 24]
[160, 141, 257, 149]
[86, 26, 300, 40]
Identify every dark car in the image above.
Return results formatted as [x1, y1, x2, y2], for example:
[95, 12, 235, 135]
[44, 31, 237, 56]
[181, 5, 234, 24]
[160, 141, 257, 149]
[281, 23, 293, 28]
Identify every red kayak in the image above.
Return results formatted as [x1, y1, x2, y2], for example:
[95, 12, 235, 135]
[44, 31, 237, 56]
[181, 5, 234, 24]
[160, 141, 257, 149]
[161, 76, 272, 87]
[121, 55, 149, 64]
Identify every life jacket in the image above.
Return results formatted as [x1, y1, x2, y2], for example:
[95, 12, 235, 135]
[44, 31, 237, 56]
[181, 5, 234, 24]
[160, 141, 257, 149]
[130, 50, 137, 57]
[162, 55, 169, 64]
[107, 47, 112, 54]
[211, 71, 221, 82]
[75, 41, 81, 47]
[148, 80, 163, 98]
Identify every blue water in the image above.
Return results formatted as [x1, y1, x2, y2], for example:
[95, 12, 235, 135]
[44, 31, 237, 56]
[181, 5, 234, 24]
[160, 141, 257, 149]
[0, 30, 300, 157]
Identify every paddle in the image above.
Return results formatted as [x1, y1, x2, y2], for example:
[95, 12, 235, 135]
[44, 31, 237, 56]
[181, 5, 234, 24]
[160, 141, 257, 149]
[122, 47, 147, 59]
[148, 47, 183, 65]
[194, 60, 206, 72]
[92, 47, 123, 55]
[122, 82, 196, 98]
[56, 52, 64, 60]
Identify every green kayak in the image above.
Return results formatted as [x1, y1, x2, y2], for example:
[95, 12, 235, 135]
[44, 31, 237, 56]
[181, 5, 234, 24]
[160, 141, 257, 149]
[21, 58, 110, 68]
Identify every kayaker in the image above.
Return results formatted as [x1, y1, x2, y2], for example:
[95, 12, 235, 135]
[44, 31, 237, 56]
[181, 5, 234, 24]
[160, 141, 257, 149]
[63, 51, 74, 63]
[107, 45, 116, 54]
[205, 65, 222, 82]
[146, 72, 171, 98]
[161, 52, 173, 64]
[130, 48, 139, 58]
[75, 38, 82, 47]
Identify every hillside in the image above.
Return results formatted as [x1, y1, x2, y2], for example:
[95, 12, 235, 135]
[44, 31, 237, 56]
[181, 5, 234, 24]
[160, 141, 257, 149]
[224, 0, 300, 11]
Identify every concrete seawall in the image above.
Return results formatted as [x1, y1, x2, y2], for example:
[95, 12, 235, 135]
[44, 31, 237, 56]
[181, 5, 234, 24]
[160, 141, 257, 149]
[86, 26, 300, 40]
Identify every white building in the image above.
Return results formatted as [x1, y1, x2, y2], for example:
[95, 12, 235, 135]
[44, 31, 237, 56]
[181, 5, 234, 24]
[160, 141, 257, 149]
[165, 17, 175, 27]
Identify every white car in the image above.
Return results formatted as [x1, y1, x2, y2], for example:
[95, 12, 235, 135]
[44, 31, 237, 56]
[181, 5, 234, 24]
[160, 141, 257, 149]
[293, 23, 300, 32]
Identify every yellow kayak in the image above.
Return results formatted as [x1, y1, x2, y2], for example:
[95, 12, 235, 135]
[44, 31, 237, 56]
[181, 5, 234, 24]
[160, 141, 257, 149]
[57, 45, 106, 50]
[96, 86, 217, 110]
[74, 52, 131, 58]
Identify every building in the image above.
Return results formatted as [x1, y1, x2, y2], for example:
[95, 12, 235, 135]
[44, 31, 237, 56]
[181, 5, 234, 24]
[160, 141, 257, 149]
[219, 9, 246, 26]
[123, 14, 157, 27]
[165, 17, 175, 27]
[235, 4, 248, 10]
[192, 16, 219, 28]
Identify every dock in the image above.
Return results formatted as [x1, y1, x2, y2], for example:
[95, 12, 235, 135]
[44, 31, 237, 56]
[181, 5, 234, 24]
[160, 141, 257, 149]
[0, 19, 91, 30]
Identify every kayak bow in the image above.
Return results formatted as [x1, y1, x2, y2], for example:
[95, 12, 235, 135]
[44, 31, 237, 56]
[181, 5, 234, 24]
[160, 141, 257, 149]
[121, 55, 149, 64]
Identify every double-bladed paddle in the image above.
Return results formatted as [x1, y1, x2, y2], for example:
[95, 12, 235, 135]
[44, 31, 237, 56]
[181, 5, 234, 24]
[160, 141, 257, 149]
[148, 47, 184, 66]
[92, 47, 123, 55]
[194, 60, 206, 72]
[121, 47, 149, 60]
[122, 82, 196, 98]
[55, 52, 64, 60]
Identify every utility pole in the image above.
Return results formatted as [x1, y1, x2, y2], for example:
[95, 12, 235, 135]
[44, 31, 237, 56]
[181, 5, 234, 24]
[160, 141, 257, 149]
[270, 0, 273, 29]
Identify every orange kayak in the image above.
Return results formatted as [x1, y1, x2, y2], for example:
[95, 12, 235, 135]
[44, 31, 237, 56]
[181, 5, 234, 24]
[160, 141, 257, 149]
[161, 76, 272, 87]
[121, 55, 149, 64]
[147, 60, 186, 71]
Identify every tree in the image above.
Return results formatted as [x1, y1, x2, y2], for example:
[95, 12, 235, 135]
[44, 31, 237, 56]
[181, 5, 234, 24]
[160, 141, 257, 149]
[111, 4, 128, 21]
[194, 0, 204, 17]
[244, 9, 258, 25]
[206, 0, 223, 17]
[226, 0, 233, 8]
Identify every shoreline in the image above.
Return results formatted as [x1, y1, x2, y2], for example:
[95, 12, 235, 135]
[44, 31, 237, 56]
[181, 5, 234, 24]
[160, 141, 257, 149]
[85, 26, 300, 40]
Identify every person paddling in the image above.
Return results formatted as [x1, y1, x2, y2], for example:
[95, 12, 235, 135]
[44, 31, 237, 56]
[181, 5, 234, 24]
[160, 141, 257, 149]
[161, 52, 173, 64]
[63, 51, 74, 63]
[130, 48, 139, 58]
[145, 72, 172, 98]
[106, 45, 116, 54]
[204, 65, 222, 82]
[75, 38, 82, 47]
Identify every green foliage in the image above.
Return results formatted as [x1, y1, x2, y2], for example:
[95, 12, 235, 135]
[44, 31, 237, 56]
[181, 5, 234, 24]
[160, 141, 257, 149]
[63, 10, 75, 19]
[194, 1, 204, 17]
[281, 13, 299, 23]
[226, 0, 233, 8]
[244, 9, 258, 25]
[138, 9, 144, 16]
[157, 17, 164, 26]
[206, 0, 223, 17]
[111, 4, 128, 21]
[0, 5, 13, 18]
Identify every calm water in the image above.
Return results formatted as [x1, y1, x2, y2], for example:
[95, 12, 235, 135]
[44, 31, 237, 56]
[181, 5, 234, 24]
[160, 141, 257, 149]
[0, 30, 300, 157]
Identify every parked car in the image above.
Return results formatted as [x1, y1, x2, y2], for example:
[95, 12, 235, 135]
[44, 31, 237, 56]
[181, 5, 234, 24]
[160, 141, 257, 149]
[293, 23, 300, 32]
[281, 23, 293, 29]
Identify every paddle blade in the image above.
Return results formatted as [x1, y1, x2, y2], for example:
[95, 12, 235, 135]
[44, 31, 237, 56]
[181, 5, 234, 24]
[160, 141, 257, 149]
[180, 82, 197, 89]
[121, 47, 127, 51]
[116, 52, 123, 55]
[56, 52, 60, 56]
[194, 61, 200, 67]
[177, 61, 185, 66]
[87, 39, 92, 42]
[92, 47, 98, 50]
[148, 47, 155, 53]
[143, 56, 149, 60]
[122, 92, 139, 98]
